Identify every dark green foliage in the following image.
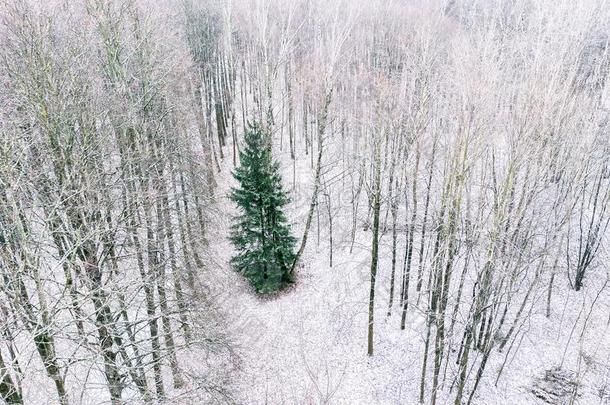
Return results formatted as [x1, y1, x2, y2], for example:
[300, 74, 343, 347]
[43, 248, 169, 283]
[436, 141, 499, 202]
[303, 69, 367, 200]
[230, 122, 296, 293]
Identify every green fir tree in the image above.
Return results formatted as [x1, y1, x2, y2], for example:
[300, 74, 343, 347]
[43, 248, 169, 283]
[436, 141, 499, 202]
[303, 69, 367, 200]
[230, 122, 296, 293]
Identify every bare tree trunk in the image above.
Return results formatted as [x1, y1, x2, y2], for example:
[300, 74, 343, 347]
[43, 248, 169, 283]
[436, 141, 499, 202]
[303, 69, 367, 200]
[161, 176, 191, 342]
[144, 204, 166, 399]
[291, 90, 332, 273]
[546, 272, 555, 319]
[89, 284, 124, 405]
[419, 215, 444, 403]
[155, 197, 184, 389]
[401, 144, 420, 328]
[387, 191, 399, 316]
[350, 168, 364, 253]
[417, 137, 438, 294]
[367, 136, 382, 356]
[323, 186, 333, 267]
[0, 350, 22, 405]
[286, 61, 295, 160]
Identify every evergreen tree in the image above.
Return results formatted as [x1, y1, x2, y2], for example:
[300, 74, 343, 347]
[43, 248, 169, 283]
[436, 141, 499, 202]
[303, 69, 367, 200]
[230, 122, 296, 293]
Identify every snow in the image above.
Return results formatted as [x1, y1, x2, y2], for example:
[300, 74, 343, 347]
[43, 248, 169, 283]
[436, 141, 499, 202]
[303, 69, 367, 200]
[200, 143, 610, 405]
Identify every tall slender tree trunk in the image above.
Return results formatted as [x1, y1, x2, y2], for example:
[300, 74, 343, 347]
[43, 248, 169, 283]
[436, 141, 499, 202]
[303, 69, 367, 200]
[291, 90, 332, 273]
[155, 197, 184, 389]
[161, 178, 191, 342]
[0, 350, 22, 404]
[367, 136, 382, 356]
[401, 144, 420, 328]
[144, 204, 166, 400]
[417, 137, 437, 294]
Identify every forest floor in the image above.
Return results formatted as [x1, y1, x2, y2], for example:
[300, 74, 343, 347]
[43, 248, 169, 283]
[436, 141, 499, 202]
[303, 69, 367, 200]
[203, 152, 610, 405]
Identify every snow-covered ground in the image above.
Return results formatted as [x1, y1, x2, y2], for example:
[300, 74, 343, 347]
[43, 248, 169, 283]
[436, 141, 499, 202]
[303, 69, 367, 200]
[203, 151, 610, 405]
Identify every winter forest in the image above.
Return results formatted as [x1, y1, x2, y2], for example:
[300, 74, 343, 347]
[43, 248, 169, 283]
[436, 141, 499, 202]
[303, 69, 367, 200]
[1, 0, 610, 404]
